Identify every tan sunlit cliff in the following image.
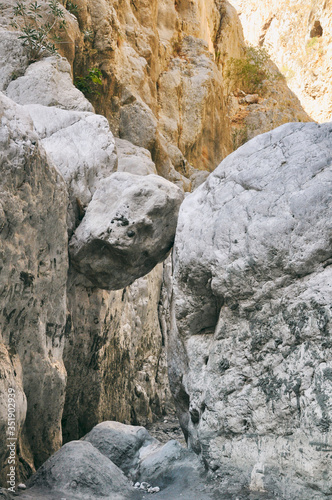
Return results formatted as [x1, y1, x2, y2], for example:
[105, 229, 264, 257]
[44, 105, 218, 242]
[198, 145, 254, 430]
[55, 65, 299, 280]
[231, 0, 332, 123]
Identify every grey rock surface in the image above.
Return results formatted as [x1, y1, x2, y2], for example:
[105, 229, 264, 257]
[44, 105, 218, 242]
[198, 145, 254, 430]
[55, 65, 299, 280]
[25, 104, 117, 226]
[27, 440, 135, 500]
[83, 421, 158, 476]
[0, 30, 29, 91]
[6, 56, 93, 112]
[17, 423, 218, 500]
[171, 122, 332, 499]
[115, 138, 157, 176]
[62, 262, 172, 445]
[69, 172, 184, 289]
[0, 92, 68, 480]
[119, 100, 158, 151]
[137, 439, 204, 490]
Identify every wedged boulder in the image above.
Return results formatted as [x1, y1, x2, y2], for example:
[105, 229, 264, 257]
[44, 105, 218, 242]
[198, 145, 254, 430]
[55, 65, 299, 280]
[69, 172, 184, 290]
[115, 138, 157, 176]
[82, 421, 158, 476]
[171, 122, 332, 499]
[6, 56, 93, 112]
[27, 441, 136, 500]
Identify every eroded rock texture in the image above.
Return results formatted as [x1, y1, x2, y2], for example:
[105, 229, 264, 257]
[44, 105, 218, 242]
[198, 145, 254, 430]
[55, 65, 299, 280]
[171, 122, 332, 499]
[0, 0, 322, 491]
[69, 172, 184, 289]
[0, 52, 175, 481]
[0, 93, 68, 480]
[62, 263, 172, 443]
[25, 102, 117, 229]
[67, 0, 311, 183]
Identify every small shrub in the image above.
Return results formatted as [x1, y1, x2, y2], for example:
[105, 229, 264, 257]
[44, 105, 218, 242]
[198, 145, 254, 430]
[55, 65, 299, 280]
[66, 1, 80, 17]
[306, 36, 319, 49]
[281, 65, 295, 81]
[232, 128, 248, 150]
[83, 29, 94, 42]
[10, 0, 67, 62]
[74, 67, 103, 96]
[225, 45, 271, 94]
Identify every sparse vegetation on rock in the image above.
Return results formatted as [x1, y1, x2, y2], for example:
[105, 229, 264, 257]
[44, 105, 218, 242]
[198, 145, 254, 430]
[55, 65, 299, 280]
[74, 67, 103, 96]
[225, 45, 272, 93]
[10, 0, 67, 61]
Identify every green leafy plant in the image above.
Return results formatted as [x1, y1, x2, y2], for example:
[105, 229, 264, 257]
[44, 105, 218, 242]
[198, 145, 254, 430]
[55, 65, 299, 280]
[225, 45, 272, 94]
[10, 0, 67, 62]
[66, 1, 80, 17]
[74, 68, 103, 96]
[83, 29, 94, 42]
[306, 36, 319, 49]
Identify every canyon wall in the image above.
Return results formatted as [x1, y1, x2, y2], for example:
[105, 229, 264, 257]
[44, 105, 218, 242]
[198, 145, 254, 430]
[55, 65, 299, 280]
[230, 0, 332, 123]
[0, 0, 319, 489]
[69, 0, 311, 171]
[171, 122, 332, 499]
[0, 93, 69, 481]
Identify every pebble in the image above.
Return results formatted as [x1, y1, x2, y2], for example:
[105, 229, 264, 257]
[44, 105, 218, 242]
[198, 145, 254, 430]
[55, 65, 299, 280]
[18, 484, 27, 490]
[148, 486, 160, 493]
[134, 482, 161, 493]
[239, 94, 259, 104]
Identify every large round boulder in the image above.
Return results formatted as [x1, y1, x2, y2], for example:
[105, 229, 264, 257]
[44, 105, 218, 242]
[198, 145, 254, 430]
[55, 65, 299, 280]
[69, 172, 184, 290]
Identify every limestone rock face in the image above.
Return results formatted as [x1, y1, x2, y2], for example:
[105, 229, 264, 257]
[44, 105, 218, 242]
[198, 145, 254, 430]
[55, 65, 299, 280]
[70, 0, 310, 181]
[0, 93, 68, 480]
[27, 440, 135, 500]
[6, 57, 93, 112]
[0, 44, 174, 469]
[230, 0, 332, 123]
[115, 138, 157, 176]
[62, 263, 172, 445]
[0, 0, 321, 490]
[25, 103, 117, 227]
[171, 122, 332, 498]
[69, 172, 184, 290]
[157, 36, 231, 171]
[0, 30, 29, 92]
